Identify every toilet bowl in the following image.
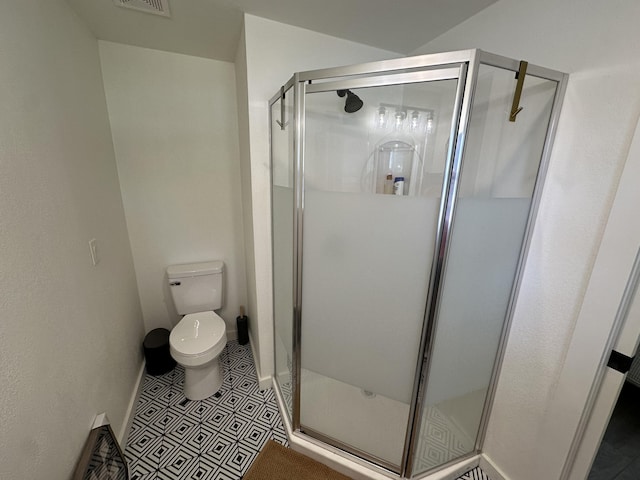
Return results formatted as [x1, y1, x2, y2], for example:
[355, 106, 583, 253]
[169, 311, 227, 400]
[167, 260, 227, 400]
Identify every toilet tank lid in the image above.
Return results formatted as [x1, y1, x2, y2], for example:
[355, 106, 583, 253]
[167, 261, 224, 279]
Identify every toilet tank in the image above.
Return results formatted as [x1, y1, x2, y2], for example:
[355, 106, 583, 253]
[167, 261, 224, 315]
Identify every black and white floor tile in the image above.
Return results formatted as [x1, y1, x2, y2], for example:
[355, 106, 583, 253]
[458, 468, 492, 480]
[126, 340, 489, 480]
[125, 341, 287, 480]
[414, 405, 474, 472]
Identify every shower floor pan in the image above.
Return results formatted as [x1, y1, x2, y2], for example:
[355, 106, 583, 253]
[281, 369, 482, 472]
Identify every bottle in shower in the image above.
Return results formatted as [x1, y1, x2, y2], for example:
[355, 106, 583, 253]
[394, 177, 405, 195]
[383, 173, 394, 194]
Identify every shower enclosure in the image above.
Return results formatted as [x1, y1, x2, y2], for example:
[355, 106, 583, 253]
[269, 50, 567, 478]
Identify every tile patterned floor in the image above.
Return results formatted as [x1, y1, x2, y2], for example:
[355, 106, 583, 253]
[126, 340, 490, 479]
[458, 469, 491, 480]
[414, 404, 474, 472]
[125, 341, 287, 479]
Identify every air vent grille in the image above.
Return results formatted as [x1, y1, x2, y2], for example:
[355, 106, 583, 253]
[113, 0, 171, 18]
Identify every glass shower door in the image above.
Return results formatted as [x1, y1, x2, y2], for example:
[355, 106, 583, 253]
[298, 69, 462, 471]
[411, 63, 559, 475]
[271, 86, 295, 422]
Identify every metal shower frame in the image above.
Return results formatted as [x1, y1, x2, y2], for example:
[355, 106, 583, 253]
[269, 49, 568, 479]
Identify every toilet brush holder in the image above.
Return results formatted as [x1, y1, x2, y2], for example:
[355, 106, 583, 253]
[236, 306, 249, 345]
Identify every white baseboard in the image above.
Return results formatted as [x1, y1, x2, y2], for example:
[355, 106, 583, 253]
[226, 328, 238, 341]
[118, 360, 146, 449]
[258, 375, 272, 390]
[248, 330, 272, 390]
[480, 454, 509, 480]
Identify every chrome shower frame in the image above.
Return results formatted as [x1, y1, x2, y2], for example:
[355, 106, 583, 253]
[269, 49, 568, 479]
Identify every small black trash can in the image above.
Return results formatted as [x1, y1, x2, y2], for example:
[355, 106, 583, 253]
[143, 328, 176, 376]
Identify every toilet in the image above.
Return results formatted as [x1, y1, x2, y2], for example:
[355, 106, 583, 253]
[167, 261, 227, 400]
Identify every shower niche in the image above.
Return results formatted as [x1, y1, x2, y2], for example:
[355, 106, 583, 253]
[373, 140, 415, 195]
[270, 50, 567, 478]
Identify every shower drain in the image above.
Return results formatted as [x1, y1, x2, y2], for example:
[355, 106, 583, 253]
[361, 389, 377, 399]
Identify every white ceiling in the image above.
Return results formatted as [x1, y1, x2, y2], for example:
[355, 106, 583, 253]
[66, 0, 497, 62]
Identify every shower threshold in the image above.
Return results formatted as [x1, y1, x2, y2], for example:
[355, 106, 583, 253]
[276, 370, 482, 478]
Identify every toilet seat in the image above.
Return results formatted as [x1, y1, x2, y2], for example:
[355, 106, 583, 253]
[169, 311, 227, 366]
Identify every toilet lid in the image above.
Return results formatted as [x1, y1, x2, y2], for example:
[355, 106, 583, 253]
[170, 311, 226, 356]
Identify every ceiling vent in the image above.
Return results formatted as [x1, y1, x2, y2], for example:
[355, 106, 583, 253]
[113, 0, 171, 18]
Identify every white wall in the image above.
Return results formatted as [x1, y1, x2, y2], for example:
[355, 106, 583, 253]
[0, 2, 144, 479]
[234, 26, 260, 366]
[238, 13, 398, 382]
[99, 42, 247, 336]
[412, 1, 640, 478]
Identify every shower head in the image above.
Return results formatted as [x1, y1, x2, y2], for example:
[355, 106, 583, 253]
[337, 89, 363, 113]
